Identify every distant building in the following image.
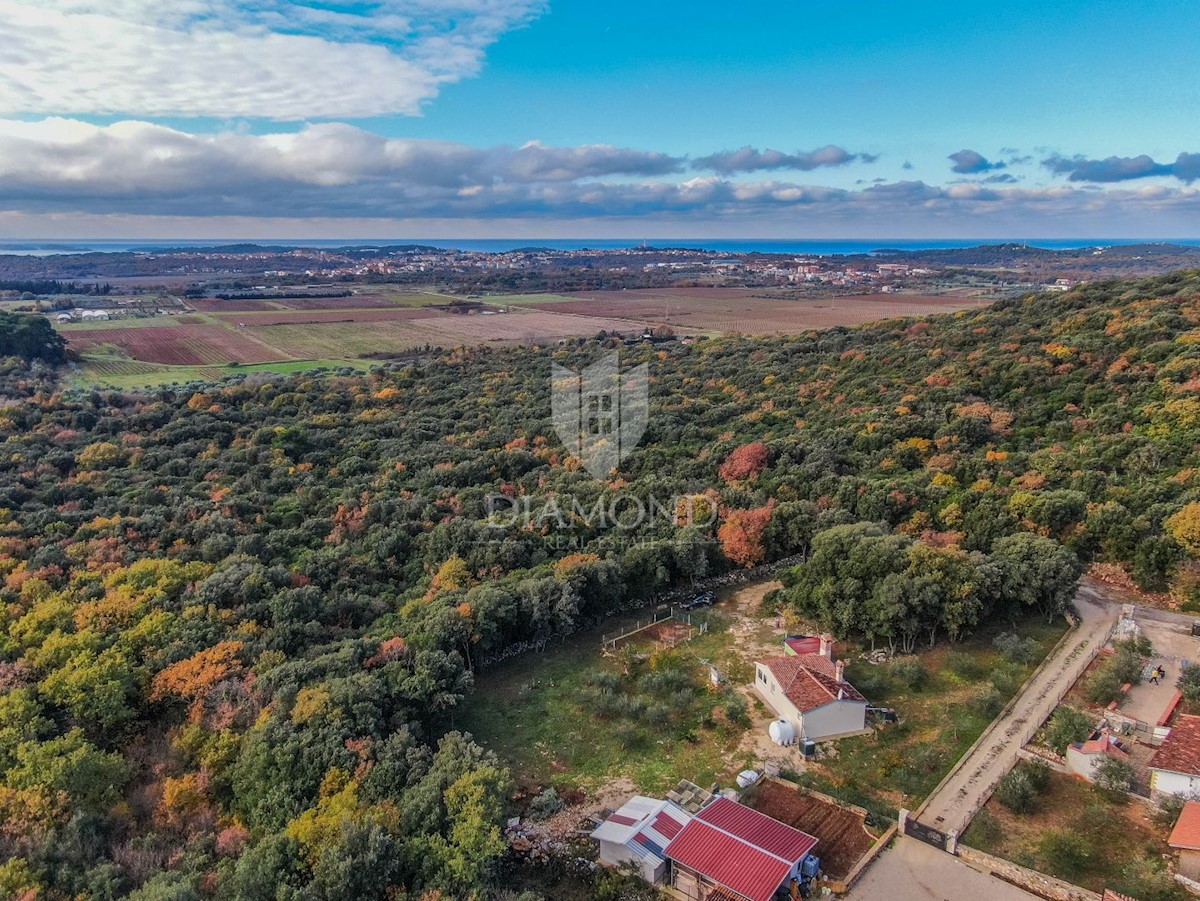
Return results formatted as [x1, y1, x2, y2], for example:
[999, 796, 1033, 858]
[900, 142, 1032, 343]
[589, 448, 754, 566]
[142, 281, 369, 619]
[1150, 714, 1200, 799]
[1169, 800, 1200, 881]
[591, 796, 691, 885]
[1065, 731, 1130, 781]
[663, 796, 819, 901]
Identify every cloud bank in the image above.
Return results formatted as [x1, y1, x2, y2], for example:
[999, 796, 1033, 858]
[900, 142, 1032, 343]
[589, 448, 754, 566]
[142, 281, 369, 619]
[0, 0, 547, 119]
[1043, 152, 1200, 183]
[691, 145, 877, 174]
[0, 119, 1198, 235]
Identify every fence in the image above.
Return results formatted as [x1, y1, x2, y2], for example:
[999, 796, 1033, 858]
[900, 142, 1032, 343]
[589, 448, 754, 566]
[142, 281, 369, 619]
[476, 552, 805, 670]
[600, 607, 709, 653]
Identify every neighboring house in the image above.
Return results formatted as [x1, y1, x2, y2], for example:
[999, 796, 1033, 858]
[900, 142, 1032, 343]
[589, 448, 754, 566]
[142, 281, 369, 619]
[1065, 731, 1130, 781]
[663, 796, 819, 901]
[1150, 714, 1200, 800]
[1169, 800, 1200, 881]
[591, 795, 691, 884]
[753, 638, 868, 742]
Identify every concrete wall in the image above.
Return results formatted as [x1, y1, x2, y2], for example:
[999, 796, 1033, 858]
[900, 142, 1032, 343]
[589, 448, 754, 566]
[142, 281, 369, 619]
[1152, 769, 1200, 799]
[1179, 848, 1200, 882]
[803, 698, 868, 741]
[957, 845, 1102, 901]
[597, 840, 664, 884]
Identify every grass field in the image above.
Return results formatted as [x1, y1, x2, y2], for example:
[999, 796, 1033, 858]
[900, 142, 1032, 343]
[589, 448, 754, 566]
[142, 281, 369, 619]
[458, 610, 759, 795]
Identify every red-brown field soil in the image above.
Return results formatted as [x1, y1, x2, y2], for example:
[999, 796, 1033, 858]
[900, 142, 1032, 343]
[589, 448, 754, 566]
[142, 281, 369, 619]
[538, 289, 989, 334]
[65, 325, 285, 365]
[745, 779, 876, 878]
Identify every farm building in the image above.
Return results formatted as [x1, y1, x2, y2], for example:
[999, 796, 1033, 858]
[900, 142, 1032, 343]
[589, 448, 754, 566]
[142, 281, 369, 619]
[1169, 800, 1200, 881]
[1065, 730, 1131, 781]
[590, 795, 691, 884]
[1150, 714, 1200, 800]
[663, 796, 819, 901]
[753, 640, 868, 743]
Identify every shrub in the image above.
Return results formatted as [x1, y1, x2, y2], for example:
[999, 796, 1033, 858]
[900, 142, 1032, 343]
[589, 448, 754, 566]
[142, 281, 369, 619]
[965, 807, 1003, 850]
[890, 658, 926, 690]
[1095, 756, 1134, 797]
[988, 663, 1023, 695]
[1039, 829, 1091, 881]
[1180, 663, 1200, 702]
[996, 766, 1037, 813]
[977, 686, 1005, 718]
[994, 631, 1041, 665]
[528, 787, 565, 821]
[847, 664, 891, 700]
[1043, 706, 1092, 754]
[723, 692, 749, 727]
[947, 651, 984, 680]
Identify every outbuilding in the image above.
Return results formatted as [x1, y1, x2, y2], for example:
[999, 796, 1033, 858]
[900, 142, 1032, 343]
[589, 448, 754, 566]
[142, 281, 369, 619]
[754, 637, 868, 743]
[1150, 714, 1200, 800]
[1169, 800, 1200, 881]
[664, 796, 819, 901]
[591, 795, 691, 885]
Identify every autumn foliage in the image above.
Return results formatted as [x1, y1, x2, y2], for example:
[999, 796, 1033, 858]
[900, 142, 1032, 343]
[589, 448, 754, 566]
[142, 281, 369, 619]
[718, 441, 770, 482]
[718, 501, 776, 567]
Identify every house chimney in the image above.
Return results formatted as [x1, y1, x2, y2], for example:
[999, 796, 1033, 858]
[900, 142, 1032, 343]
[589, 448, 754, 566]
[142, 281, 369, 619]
[835, 660, 845, 684]
[819, 633, 833, 659]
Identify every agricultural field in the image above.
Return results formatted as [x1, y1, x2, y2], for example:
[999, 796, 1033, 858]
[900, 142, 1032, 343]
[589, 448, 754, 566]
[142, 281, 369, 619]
[53, 286, 992, 387]
[533, 288, 991, 334]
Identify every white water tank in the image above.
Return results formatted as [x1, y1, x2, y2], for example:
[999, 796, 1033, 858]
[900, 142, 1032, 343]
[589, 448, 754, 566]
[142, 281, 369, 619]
[769, 719, 796, 746]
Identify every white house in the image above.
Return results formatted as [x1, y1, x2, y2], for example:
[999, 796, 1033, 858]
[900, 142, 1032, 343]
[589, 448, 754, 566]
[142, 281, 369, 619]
[1150, 714, 1200, 800]
[590, 795, 691, 884]
[1065, 731, 1130, 781]
[753, 636, 868, 743]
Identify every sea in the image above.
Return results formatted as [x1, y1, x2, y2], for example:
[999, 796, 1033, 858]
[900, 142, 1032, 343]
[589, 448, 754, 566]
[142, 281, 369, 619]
[2, 238, 1200, 256]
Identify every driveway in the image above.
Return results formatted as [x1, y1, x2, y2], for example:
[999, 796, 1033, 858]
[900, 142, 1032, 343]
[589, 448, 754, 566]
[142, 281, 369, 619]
[914, 583, 1119, 837]
[849, 836, 1041, 901]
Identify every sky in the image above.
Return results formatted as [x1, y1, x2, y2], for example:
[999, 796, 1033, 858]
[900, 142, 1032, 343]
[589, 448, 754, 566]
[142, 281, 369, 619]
[1, 0, 1200, 240]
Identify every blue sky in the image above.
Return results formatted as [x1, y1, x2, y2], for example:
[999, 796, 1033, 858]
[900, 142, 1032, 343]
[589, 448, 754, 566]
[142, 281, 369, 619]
[0, 0, 1198, 239]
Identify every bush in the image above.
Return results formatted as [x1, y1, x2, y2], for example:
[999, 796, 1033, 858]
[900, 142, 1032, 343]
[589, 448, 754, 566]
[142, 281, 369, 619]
[723, 692, 749, 727]
[1095, 756, 1134, 797]
[977, 686, 1005, 718]
[993, 763, 1041, 815]
[1039, 829, 1091, 881]
[1180, 663, 1200, 703]
[994, 631, 1041, 665]
[528, 787, 565, 821]
[1154, 793, 1186, 828]
[947, 651, 984, 680]
[890, 658, 926, 690]
[1043, 706, 1092, 754]
[988, 663, 1023, 695]
[965, 807, 1003, 850]
[846, 664, 891, 700]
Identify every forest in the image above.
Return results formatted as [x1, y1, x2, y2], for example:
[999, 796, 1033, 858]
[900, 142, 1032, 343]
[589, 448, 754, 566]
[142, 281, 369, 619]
[3, 271, 1200, 898]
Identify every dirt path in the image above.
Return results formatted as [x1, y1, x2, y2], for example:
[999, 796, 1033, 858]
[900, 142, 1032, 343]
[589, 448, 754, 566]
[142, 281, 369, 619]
[914, 584, 1119, 837]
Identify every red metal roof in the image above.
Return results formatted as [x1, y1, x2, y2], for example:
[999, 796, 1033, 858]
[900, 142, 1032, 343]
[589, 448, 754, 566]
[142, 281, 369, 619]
[664, 798, 818, 901]
[607, 813, 638, 826]
[784, 636, 821, 656]
[652, 810, 685, 840]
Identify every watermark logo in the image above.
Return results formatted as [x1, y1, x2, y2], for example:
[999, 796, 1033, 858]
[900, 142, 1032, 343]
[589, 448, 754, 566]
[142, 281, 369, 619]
[551, 351, 648, 480]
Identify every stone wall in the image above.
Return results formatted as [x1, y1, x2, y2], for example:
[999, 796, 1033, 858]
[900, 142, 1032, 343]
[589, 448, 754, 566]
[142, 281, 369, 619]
[957, 844, 1102, 901]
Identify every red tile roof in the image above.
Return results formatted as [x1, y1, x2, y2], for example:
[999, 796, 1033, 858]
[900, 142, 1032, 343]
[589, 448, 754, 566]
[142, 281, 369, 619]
[664, 797, 818, 901]
[1151, 714, 1200, 776]
[1170, 800, 1200, 850]
[759, 654, 865, 713]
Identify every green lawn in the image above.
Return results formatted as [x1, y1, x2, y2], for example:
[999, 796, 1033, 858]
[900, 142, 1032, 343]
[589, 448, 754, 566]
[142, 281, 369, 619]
[458, 611, 760, 794]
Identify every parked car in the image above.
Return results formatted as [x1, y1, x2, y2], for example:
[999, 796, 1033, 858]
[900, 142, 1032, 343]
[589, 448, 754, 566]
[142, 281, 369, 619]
[680, 591, 716, 611]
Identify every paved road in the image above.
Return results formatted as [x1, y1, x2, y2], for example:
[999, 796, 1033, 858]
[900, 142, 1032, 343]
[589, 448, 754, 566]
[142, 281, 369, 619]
[914, 583, 1119, 837]
[850, 836, 1041, 901]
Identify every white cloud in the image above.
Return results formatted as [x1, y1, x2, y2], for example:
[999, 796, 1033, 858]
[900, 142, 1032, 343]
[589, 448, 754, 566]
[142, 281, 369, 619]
[1, 118, 1200, 234]
[0, 0, 546, 119]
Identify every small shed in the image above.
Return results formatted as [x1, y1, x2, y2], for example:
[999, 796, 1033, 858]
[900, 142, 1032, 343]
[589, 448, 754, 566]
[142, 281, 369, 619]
[1065, 732, 1129, 781]
[591, 795, 691, 885]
